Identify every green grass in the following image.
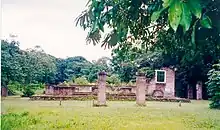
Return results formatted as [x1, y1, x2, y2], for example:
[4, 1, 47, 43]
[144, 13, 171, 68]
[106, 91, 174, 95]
[1, 97, 220, 130]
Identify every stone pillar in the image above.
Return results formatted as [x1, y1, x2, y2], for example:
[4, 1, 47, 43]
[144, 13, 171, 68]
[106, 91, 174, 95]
[136, 73, 146, 106]
[196, 81, 203, 100]
[187, 85, 193, 99]
[97, 71, 107, 106]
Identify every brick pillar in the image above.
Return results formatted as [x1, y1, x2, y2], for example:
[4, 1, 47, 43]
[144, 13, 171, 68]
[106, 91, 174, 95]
[187, 85, 193, 99]
[97, 71, 107, 106]
[136, 73, 146, 106]
[1, 87, 8, 97]
[196, 81, 203, 100]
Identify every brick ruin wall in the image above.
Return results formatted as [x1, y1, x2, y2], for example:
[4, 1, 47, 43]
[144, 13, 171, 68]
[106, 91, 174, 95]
[44, 68, 176, 97]
[146, 68, 175, 97]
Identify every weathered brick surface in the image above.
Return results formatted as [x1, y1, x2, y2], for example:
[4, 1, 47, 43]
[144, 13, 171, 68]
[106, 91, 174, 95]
[147, 68, 175, 97]
[45, 86, 54, 95]
[196, 81, 203, 100]
[118, 87, 132, 95]
[136, 74, 146, 105]
[53, 87, 75, 95]
[163, 68, 175, 97]
[155, 84, 165, 93]
[78, 86, 93, 92]
[45, 85, 96, 95]
[187, 85, 193, 99]
[1, 87, 8, 97]
[146, 77, 156, 96]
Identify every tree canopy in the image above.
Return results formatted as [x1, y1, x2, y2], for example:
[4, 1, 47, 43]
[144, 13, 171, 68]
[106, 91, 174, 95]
[1, 40, 57, 86]
[76, 0, 220, 100]
[76, 0, 220, 49]
[1, 40, 113, 87]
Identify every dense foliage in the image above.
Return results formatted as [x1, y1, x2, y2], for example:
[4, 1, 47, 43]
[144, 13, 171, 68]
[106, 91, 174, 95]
[76, 0, 220, 100]
[1, 40, 113, 94]
[106, 74, 121, 86]
[206, 62, 220, 109]
[111, 41, 165, 82]
[1, 40, 57, 86]
[74, 76, 90, 85]
[76, 0, 219, 48]
[22, 87, 35, 97]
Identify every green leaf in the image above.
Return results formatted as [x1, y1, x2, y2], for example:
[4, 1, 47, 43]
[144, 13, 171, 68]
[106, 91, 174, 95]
[162, 0, 174, 8]
[108, 31, 118, 46]
[168, 0, 182, 31]
[191, 21, 197, 47]
[180, 2, 192, 32]
[102, 30, 118, 49]
[98, 22, 104, 32]
[91, 20, 98, 33]
[151, 9, 163, 22]
[151, 0, 174, 22]
[187, 0, 201, 18]
[200, 15, 212, 29]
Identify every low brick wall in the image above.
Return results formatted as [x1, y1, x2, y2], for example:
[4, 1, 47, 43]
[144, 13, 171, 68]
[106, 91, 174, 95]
[30, 94, 191, 103]
[45, 85, 136, 95]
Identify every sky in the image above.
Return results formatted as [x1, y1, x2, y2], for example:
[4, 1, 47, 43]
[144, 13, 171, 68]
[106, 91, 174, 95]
[1, 0, 112, 61]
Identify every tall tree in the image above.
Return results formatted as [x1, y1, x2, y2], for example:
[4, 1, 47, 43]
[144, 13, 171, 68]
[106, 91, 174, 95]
[1, 40, 23, 86]
[1, 40, 58, 86]
[19, 46, 57, 84]
[206, 62, 220, 109]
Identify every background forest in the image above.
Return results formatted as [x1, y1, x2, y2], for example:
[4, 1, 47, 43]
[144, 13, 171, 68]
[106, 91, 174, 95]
[1, 37, 219, 101]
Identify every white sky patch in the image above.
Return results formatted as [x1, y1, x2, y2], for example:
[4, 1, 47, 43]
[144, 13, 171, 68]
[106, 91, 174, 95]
[1, 0, 112, 61]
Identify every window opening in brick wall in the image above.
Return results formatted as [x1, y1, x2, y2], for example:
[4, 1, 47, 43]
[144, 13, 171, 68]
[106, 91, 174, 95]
[155, 70, 166, 83]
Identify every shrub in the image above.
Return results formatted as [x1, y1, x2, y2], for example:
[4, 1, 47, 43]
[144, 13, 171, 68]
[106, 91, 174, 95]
[28, 83, 45, 90]
[63, 81, 70, 86]
[6, 82, 44, 96]
[106, 74, 121, 86]
[7, 81, 23, 95]
[74, 76, 89, 85]
[22, 87, 35, 97]
[127, 81, 136, 86]
[1, 112, 40, 130]
[206, 63, 220, 109]
[7, 85, 17, 96]
[138, 67, 154, 79]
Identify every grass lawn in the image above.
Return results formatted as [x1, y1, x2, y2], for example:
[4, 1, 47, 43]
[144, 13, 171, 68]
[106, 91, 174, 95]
[1, 96, 220, 130]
